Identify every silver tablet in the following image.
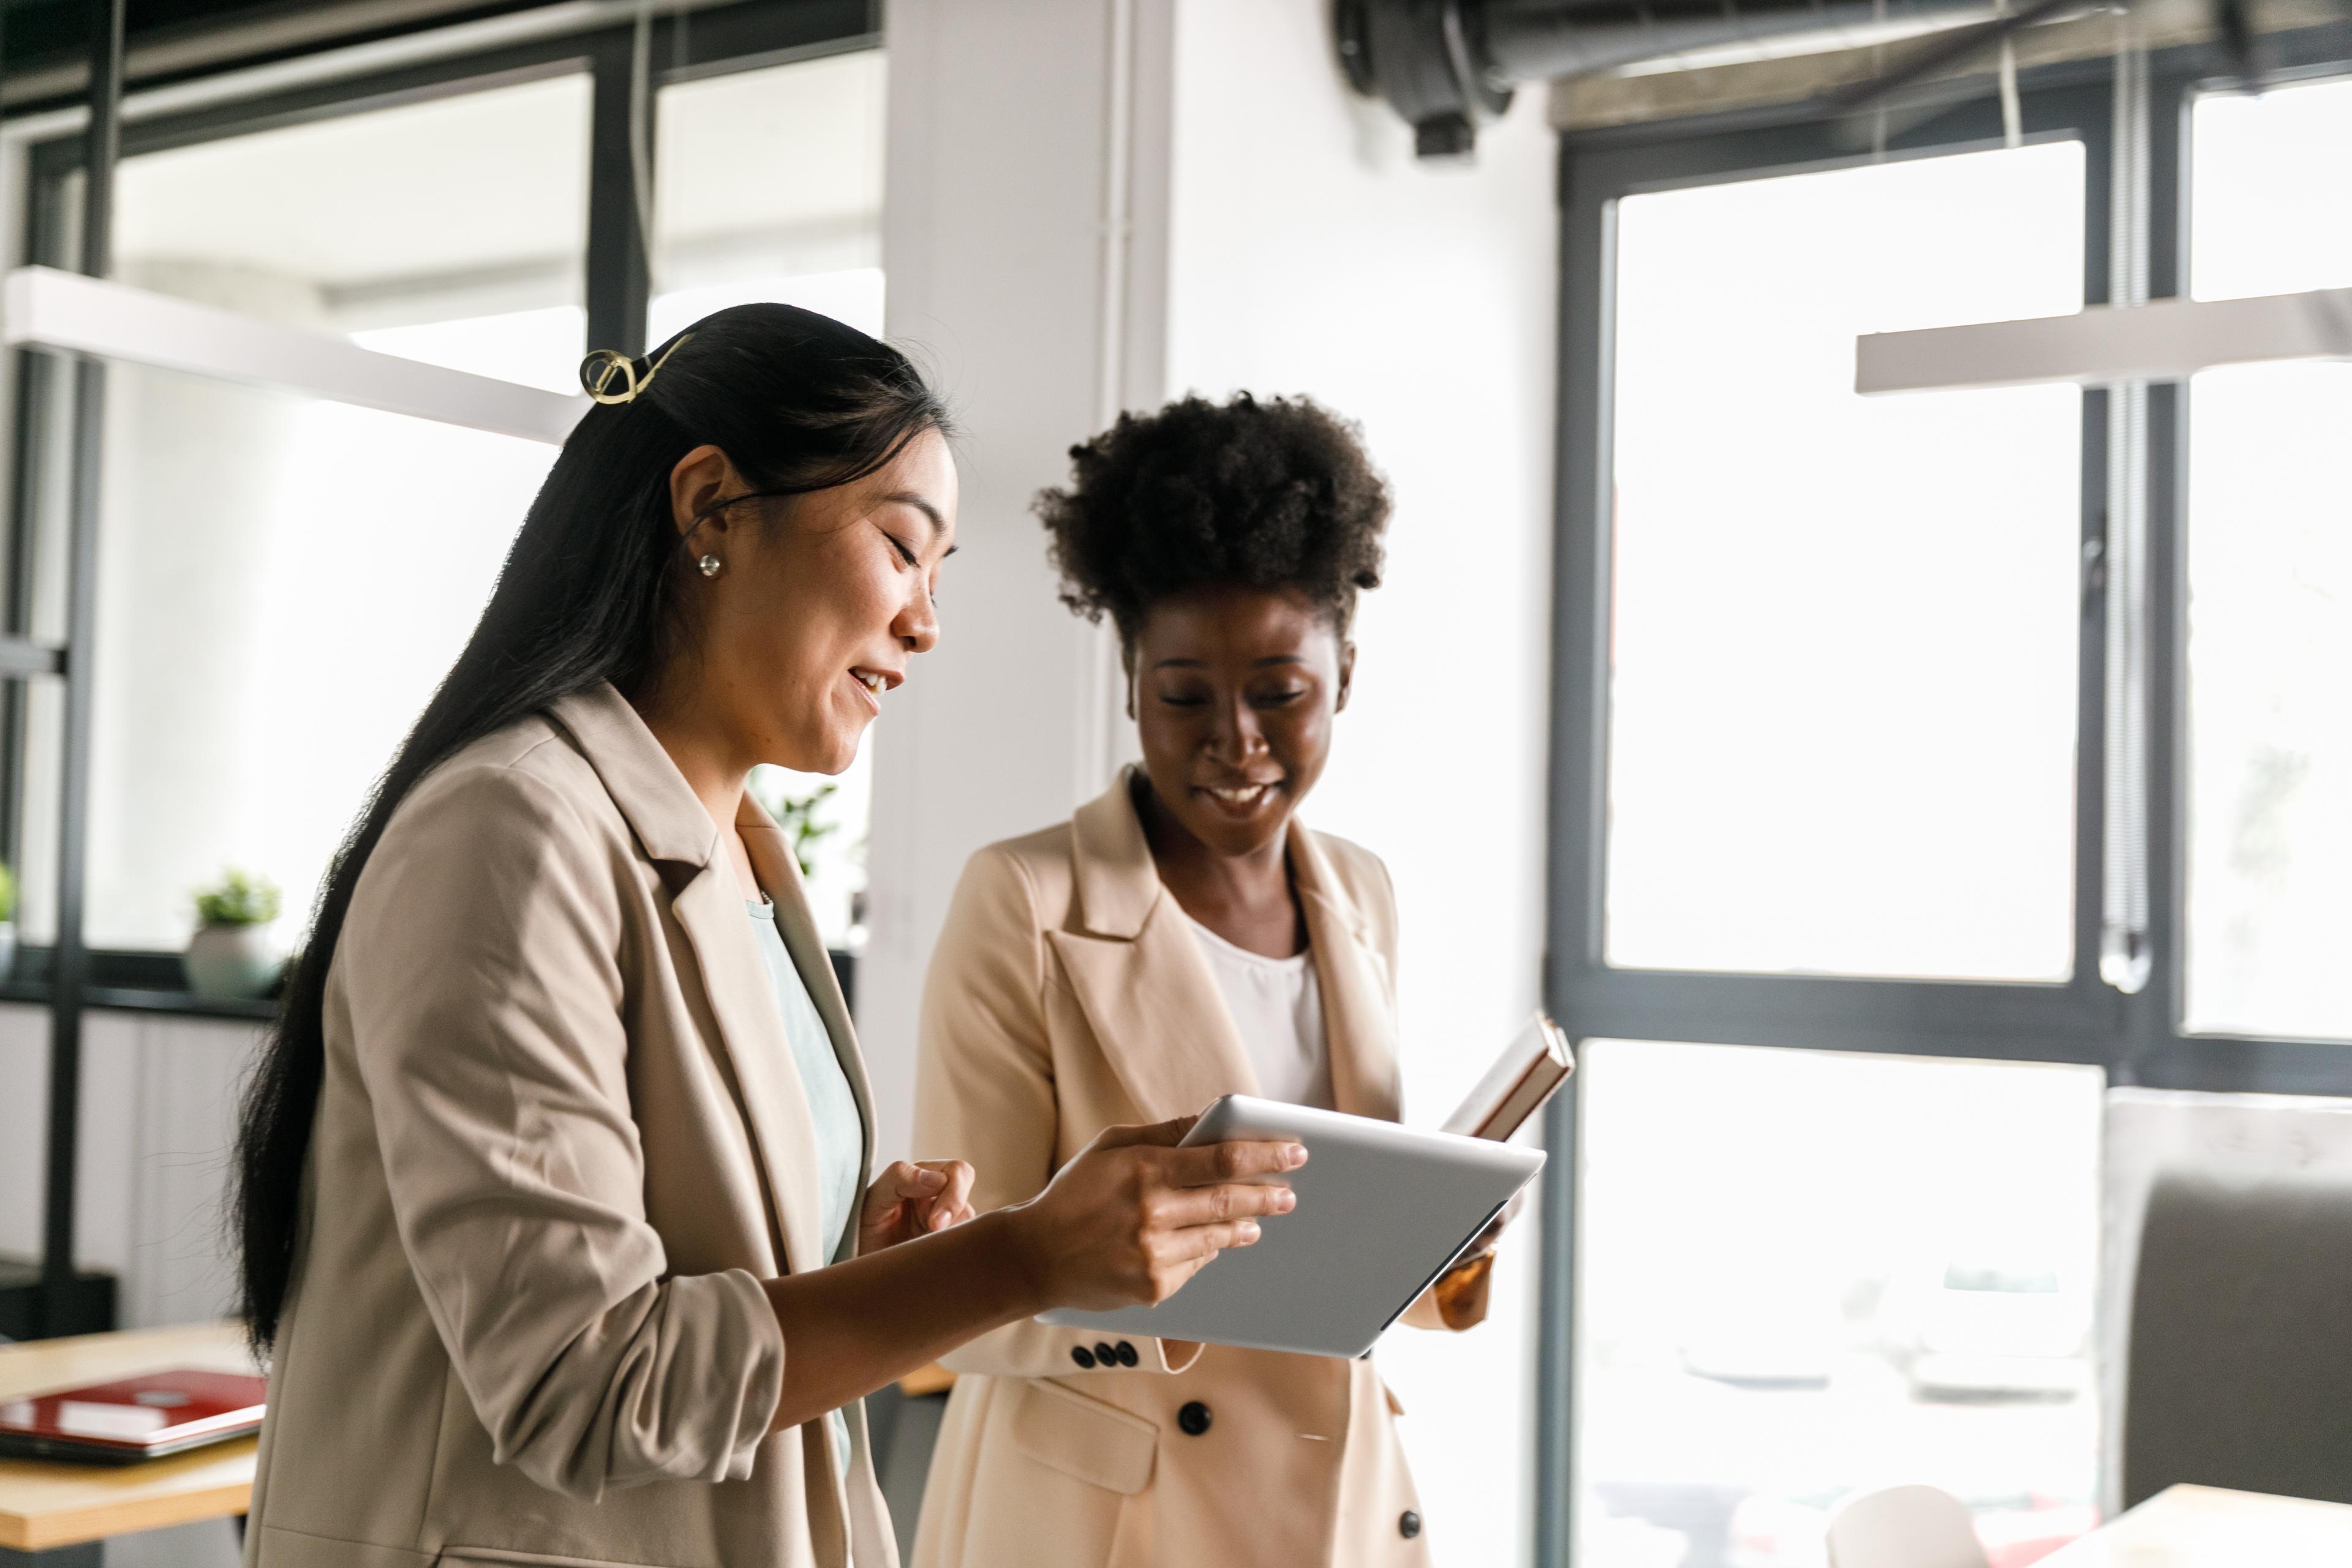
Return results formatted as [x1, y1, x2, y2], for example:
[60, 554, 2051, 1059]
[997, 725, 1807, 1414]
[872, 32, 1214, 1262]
[1038, 1095, 1546, 1359]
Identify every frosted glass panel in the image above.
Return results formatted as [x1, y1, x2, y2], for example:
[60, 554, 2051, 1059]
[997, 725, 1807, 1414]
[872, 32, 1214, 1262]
[1577, 1040, 2104, 1568]
[2189, 76, 2352, 302]
[2183, 77, 2352, 1039]
[1605, 145, 2084, 981]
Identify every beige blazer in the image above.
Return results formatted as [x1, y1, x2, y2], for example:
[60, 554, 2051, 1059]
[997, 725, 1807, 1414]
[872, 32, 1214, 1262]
[910, 774, 1471, 1568]
[247, 683, 897, 1568]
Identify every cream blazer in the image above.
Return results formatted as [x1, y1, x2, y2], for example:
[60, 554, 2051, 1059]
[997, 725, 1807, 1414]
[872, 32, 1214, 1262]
[246, 683, 897, 1568]
[910, 774, 1472, 1568]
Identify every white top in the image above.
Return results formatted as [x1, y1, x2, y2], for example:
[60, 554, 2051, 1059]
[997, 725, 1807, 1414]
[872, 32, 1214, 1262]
[1185, 912, 1335, 1110]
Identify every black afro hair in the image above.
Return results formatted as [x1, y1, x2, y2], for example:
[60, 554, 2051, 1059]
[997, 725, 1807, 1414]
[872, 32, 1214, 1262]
[1035, 392, 1390, 650]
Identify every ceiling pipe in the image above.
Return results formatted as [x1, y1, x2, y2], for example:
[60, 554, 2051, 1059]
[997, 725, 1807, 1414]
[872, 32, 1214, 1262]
[1335, 0, 2000, 156]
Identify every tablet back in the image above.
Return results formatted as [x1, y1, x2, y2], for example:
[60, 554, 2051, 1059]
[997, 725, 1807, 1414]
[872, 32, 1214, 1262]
[1038, 1095, 1545, 1358]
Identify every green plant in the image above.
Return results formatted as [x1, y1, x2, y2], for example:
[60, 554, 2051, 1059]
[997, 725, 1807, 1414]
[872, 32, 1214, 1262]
[761, 782, 840, 878]
[0, 862, 15, 924]
[195, 869, 282, 929]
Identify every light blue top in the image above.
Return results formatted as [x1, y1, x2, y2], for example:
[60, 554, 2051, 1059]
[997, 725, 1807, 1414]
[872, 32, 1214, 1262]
[747, 897, 864, 1473]
[745, 898, 863, 1266]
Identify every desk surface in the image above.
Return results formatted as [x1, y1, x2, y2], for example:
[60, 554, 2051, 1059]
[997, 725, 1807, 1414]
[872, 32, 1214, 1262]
[2046, 1485, 2352, 1566]
[0, 1321, 258, 1552]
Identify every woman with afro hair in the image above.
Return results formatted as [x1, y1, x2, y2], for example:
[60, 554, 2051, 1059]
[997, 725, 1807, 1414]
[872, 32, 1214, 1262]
[910, 393, 1505, 1568]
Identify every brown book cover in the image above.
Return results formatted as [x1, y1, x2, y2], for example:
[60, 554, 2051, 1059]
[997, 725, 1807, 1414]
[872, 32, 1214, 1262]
[1441, 1012, 1574, 1142]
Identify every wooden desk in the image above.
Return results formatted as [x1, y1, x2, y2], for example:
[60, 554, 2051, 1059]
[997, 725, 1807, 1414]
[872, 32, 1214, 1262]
[2044, 1484, 2352, 1566]
[0, 1322, 257, 1556]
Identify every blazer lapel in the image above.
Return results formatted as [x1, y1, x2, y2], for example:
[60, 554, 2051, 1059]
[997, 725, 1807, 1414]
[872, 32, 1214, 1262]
[1291, 827, 1403, 1123]
[668, 868, 832, 1278]
[1047, 774, 1261, 1123]
[548, 685, 829, 1279]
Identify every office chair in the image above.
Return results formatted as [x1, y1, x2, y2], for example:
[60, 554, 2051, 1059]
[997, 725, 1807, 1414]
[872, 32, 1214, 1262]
[2124, 1172, 2352, 1509]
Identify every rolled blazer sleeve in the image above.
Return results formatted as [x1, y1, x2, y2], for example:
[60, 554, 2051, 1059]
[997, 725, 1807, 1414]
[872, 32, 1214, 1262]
[342, 761, 785, 1501]
[914, 847, 1197, 1379]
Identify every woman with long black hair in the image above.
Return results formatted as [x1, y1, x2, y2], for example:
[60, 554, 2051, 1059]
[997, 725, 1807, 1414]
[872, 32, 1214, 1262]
[231, 306, 1301, 1568]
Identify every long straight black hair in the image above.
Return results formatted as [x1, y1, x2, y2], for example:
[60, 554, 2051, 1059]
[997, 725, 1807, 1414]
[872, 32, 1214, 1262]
[232, 303, 950, 1349]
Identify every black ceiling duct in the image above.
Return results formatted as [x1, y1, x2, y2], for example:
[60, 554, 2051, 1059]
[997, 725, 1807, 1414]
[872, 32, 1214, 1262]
[1335, 0, 1994, 157]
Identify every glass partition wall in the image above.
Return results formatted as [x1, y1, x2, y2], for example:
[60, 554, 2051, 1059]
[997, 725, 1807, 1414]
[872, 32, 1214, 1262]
[71, 77, 588, 952]
[1548, 34, 2352, 1568]
[2, 4, 884, 982]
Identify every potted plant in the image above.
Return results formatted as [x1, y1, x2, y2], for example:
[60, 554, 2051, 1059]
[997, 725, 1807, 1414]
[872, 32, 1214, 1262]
[184, 869, 284, 1000]
[765, 781, 840, 878]
[0, 862, 15, 983]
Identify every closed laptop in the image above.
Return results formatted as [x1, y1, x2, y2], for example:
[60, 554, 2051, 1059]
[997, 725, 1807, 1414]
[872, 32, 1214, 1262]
[0, 1368, 265, 1464]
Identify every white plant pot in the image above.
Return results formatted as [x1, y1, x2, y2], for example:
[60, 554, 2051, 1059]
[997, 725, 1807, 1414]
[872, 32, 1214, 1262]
[0, 921, 15, 984]
[184, 922, 281, 1000]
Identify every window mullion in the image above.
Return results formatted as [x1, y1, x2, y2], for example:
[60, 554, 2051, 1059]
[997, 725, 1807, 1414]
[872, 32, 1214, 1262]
[2125, 68, 2192, 1080]
[586, 29, 652, 361]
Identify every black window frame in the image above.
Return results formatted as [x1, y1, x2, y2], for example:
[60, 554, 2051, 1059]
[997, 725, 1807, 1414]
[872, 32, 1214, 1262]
[1536, 23, 2352, 1563]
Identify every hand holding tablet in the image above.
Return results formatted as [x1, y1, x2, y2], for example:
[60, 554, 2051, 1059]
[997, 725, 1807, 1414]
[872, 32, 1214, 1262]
[1008, 1114, 1307, 1312]
[1036, 1014, 1569, 1358]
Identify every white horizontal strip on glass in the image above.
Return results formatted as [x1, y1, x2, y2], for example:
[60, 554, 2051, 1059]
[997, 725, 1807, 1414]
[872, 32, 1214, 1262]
[2, 265, 588, 445]
[1856, 287, 2352, 394]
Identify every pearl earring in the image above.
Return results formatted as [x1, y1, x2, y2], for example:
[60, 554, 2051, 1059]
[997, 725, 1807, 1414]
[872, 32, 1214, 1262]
[698, 554, 723, 578]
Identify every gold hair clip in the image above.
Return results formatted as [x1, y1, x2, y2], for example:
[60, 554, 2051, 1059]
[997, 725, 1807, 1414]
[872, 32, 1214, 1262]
[579, 332, 694, 405]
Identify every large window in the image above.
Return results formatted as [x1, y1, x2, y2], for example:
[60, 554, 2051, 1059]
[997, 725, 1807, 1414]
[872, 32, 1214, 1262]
[1552, 39, 2352, 1568]
[1561, 97, 2111, 1567]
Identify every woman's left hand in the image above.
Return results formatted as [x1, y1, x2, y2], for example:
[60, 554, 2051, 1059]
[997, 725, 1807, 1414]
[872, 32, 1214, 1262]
[860, 1160, 978, 1253]
[1464, 1185, 1531, 1261]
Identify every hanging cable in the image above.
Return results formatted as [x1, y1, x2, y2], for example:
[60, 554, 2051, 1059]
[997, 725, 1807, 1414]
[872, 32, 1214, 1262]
[1996, 0, 2024, 148]
[628, 3, 658, 300]
[1871, 0, 1888, 160]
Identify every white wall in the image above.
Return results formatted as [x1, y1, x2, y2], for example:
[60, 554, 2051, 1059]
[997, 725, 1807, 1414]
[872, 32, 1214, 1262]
[1161, 6, 1558, 1130]
[875, 4, 1556, 1562]
[1160, 9, 1558, 1563]
[869, 0, 1172, 1166]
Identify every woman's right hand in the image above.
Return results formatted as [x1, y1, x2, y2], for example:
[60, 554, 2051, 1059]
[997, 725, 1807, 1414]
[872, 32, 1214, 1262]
[1005, 1114, 1305, 1311]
